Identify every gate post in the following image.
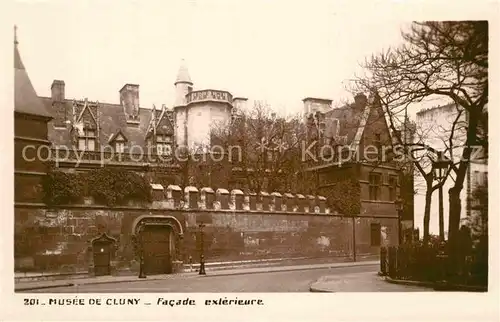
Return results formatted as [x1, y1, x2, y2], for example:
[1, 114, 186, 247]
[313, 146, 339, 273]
[87, 243, 94, 275]
[388, 246, 397, 278]
[138, 223, 147, 278]
[380, 247, 387, 275]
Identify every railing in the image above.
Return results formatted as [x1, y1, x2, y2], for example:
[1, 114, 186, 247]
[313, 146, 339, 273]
[50, 149, 179, 167]
[186, 89, 233, 105]
[379, 243, 488, 287]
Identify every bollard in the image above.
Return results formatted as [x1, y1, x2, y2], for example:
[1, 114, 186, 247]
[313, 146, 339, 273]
[380, 247, 387, 276]
[388, 246, 397, 278]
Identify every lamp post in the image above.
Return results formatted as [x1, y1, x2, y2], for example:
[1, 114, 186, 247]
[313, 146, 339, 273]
[432, 151, 451, 242]
[199, 223, 206, 275]
[394, 197, 404, 245]
[138, 224, 147, 279]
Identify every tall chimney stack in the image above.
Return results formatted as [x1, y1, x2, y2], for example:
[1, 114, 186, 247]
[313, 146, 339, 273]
[51, 80, 65, 102]
[119, 84, 140, 125]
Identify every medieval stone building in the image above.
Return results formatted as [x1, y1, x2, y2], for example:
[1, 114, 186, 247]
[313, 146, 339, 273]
[302, 93, 415, 241]
[14, 32, 405, 275]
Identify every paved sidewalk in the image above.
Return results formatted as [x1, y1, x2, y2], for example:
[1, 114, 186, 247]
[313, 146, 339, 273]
[309, 271, 433, 292]
[15, 260, 378, 291]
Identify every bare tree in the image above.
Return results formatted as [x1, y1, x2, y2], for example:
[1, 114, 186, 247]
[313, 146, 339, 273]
[352, 21, 488, 248]
[210, 101, 308, 193]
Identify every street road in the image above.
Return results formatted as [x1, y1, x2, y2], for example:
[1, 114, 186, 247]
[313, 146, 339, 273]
[23, 264, 428, 293]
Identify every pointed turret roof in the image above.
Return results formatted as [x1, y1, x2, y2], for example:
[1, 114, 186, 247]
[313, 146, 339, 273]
[14, 26, 52, 118]
[174, 59, 193, 85]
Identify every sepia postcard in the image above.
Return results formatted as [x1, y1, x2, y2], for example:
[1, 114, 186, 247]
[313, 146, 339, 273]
[1, 0, 498, 321]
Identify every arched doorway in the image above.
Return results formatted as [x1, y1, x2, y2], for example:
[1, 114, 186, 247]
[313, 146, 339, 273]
[91, 233, 116, 276]
[131, 215, 184, 275]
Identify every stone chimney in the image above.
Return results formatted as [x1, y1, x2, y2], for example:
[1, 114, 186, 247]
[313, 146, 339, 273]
[232, 97, 248, 112]
[354, 93, 367, 108]
[51, 80, 65, 102]
[120, 84, 140, 125]
[302, 97, 332, 117]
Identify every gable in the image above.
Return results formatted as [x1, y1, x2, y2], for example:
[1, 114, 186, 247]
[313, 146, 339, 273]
[79, 107, 97, 128]
[42, 97, 153, 150]
[107, 129, 129, 144]
[357, 104, 393, 161]
[362, 105, 392, 146]
[155, 110, 175, 136]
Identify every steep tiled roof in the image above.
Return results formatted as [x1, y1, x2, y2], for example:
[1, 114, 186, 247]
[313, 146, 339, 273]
[14, 40, 52, 118]
[42, 97, 156, 149]
[175, 59, 193, 85]
[324, 105, 363, 144]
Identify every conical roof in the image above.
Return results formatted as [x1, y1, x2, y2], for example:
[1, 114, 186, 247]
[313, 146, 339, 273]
[14, 27, 52, 118]
[174, 59, 193, 85]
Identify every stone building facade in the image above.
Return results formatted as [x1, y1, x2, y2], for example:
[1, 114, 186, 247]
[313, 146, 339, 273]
[15, 185, 399, 274]
[14, 32, 405, 274]
[44, 60, 246, 164]
[302, 93, 414, 235]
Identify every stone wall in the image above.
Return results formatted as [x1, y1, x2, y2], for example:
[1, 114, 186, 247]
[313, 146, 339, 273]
[14, 185, 399, 273]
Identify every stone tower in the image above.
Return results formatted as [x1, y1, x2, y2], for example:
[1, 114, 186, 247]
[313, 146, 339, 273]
[173, 60, 193, 147]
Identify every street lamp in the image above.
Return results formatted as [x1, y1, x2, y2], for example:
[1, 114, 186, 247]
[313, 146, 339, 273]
[394, 197, 404, 245]
[138, 224, 147, 279]
[432, 151, 451, 242]
[199, 223, 206, 275]
[432, 151, 450, 180]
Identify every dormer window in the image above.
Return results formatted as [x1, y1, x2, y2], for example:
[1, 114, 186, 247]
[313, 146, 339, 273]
[156, 135, 172, 155]
[115, 141, 125, 153]
[78, 128, 96, 151]
[108, 131, 128, 154]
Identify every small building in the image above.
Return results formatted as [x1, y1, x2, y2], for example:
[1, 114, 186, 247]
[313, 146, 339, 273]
[302, 93, 415, 246]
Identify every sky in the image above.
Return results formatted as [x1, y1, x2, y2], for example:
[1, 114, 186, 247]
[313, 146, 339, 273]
[12, 1, 411, 116]
[9, 0, 497, 235]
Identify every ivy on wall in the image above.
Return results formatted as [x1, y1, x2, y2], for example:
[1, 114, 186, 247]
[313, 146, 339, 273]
[43, 168, 152, 207]
[323, 178, 361, 216]
[42, 170, 84, 205]
[87, 168, 152, 206]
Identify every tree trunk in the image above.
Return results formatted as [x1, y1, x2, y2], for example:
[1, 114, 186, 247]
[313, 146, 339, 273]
[423, 187, 433, 244]
[438, 185, 445, 241]
[447, 185, 463, 278]
[447, 108, 478, 253]
[448, 186, 462, 243]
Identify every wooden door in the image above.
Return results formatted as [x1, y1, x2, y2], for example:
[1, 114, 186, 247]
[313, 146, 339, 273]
[142, 225, 172, 275]
[93, 243, 111, 276]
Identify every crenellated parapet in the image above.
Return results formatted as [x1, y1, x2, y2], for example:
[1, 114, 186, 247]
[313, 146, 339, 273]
[151, 185, 330, 214]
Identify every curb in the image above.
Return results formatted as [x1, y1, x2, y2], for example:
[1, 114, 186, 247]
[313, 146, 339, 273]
[76, 276, 166, 287]
[384, 276, 487, 292]
[16, 283, 75, 292]
[384, 276, 433, 288]
[309, 286, 331, 292]
[16, 274, 199, 291]
[15, 261, 379, 291]
[201, 261, 378, 278]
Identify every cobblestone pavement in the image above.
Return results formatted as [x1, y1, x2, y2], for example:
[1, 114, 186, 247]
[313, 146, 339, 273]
[22, 264, 385, 293]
